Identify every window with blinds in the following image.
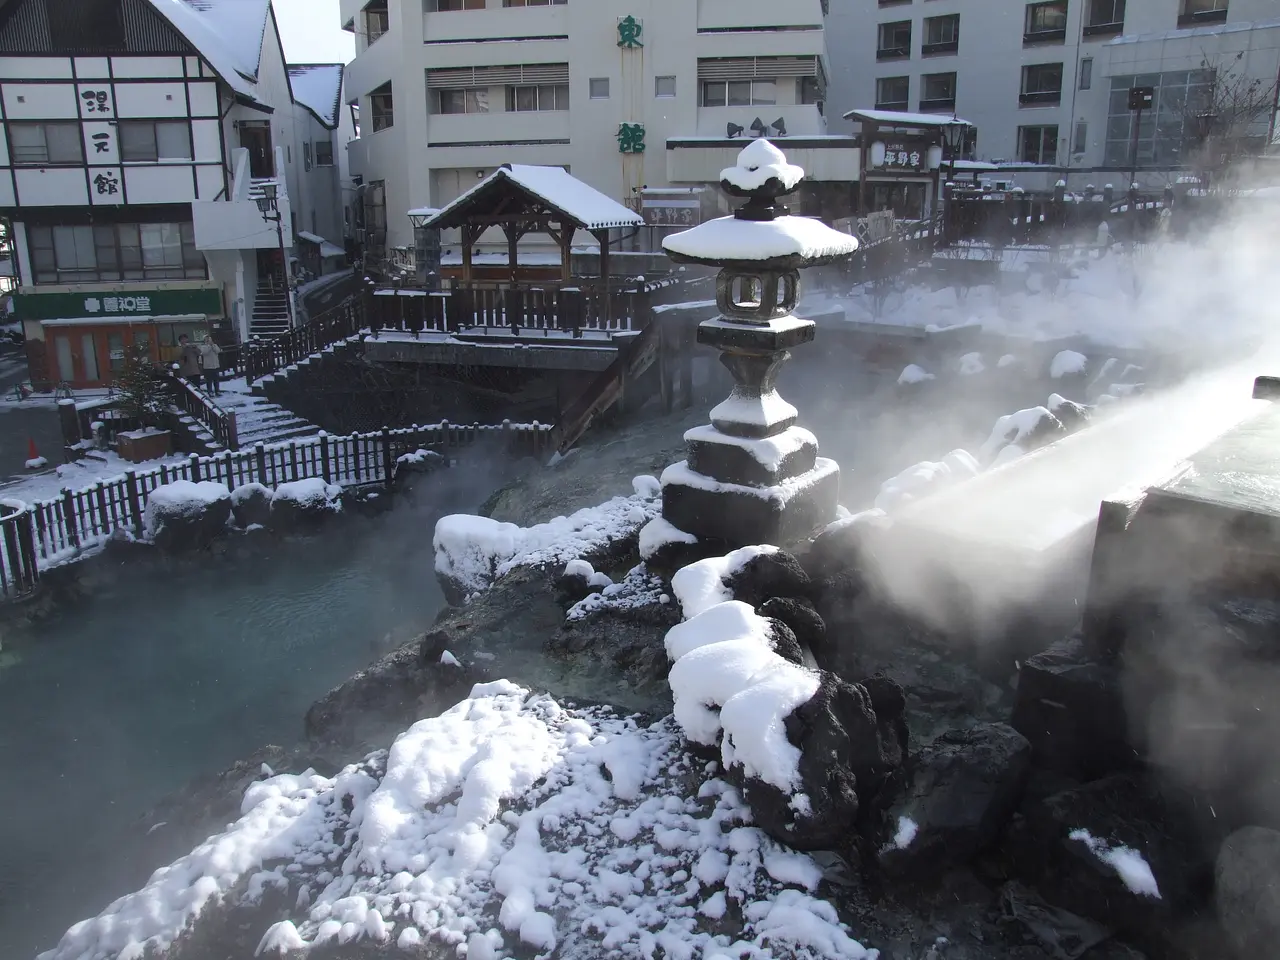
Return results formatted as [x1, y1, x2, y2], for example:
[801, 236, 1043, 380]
[696, 56, 820, 82]
[426, 63, 570, 89]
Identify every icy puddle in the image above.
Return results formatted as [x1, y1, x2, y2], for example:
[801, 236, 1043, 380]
[0, 507, 451, 960]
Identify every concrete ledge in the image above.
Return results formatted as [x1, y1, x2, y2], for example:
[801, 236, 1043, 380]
[364, 336, 619, 371]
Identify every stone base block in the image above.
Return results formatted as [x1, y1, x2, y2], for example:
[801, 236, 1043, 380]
[660, 457, 840, 547]
[685, 424, 818, 487]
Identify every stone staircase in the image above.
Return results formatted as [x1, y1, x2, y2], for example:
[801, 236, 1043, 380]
[250, 277, 292, 340]
[251, 336, 363, 398]
[216, 386, 323, 448]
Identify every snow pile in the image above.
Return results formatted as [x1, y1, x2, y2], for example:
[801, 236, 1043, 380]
[661, 459, 840, 510]
[979, 406, 1058, 461]
[684, 424, 816, 474]
[272, 477, 342, 509]
[719, 138, 805, 193]
[566, 563, 670, 622]
[956, 352, 985, 376]
[1049, 349, 1088, 379]
[142, 480, 230, 538]
[1068, 829, 1162, 899]
[435, 477, 661, 596]
[671, 545, 778, 619]
[639, 515, 699, 560]
[897, 364, 935, 386]
[874, 450, 979, 514]
[230, 481, 269, 507]
[46, 683, 879, 960]
[25, 455, 47, 470]
[997, 354, 1019, 368]
[881, 817, 918, 854]
[664, 582, 821, 792]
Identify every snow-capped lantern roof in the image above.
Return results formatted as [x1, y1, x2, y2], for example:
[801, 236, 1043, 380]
[663, 140, 858, 270]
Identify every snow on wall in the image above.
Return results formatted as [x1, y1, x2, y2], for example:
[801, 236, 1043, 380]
[42, 683, 879, 960]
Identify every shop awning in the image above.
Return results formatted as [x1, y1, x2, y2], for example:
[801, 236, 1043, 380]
[39, 314, 207, 327]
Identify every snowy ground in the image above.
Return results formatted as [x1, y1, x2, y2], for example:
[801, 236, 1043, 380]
[0, 448, 192, 504]
[41, 683, 877, 960]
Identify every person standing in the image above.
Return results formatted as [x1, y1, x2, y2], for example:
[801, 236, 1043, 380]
[198, 335, 222, 395]
[177, 334, 202, 381]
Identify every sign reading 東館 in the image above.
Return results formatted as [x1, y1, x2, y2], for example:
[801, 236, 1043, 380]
[13, 287, 224, 322]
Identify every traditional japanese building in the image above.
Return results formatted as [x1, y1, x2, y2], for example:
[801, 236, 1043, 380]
[0, 0, 353, 390]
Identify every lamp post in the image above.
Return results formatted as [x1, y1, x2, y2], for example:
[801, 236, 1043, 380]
[255, 181, 295, 329]
[939, 117, 969, 237]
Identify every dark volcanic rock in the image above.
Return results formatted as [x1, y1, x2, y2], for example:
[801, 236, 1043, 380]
[735, 674, 902, 850]
[1048, 395, 1091, 432]
[876, 722, 1031, 875]
[765, 619, 805, 665]
[801, 511, 890, 582]
[553, 568, 596, 607]
[552, 606, 677, 707]
[1004, 773, 1211, 955]
[229, 482, 271, 528]
[760, 596, 828, 661]
[725, 549, 812, 607]
[1011, 633, 1135, 781]
[1215, 825, 1280, 959]
[143, 482, 232, 552]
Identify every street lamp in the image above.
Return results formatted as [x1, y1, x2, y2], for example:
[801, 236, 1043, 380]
[939, 117, 969, 226]
[256, 181, 295, 329]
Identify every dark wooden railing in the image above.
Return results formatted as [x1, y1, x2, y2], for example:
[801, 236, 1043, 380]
[0, 419, 554, 598]
[243, 294, 367, 384]
[167, 373, 239, 451]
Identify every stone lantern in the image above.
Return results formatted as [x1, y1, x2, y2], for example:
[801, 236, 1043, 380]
[655, 139, 859, 548]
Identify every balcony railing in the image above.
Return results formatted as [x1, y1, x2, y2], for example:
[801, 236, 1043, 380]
[921, 40, 959, 55]
[1082, 20, 1124, 36]
[1023, 28, 1066, 44]
[918, 97, 957, 112]
[1019, 90, 1062, 106]
[1177, 7, 1227, 27]
[877, 46, 911, 61]
[875, 100, 909, 112]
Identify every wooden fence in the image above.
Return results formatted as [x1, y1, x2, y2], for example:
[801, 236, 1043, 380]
[0, 420, 554, 599]
[168, 373, 240, 450]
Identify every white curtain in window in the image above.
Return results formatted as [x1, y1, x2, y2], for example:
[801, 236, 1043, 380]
[54, 226, 95, 270]
[46, 124, 83, 162]
[156, 122, 192, 160]
[141, 223, 182, 267]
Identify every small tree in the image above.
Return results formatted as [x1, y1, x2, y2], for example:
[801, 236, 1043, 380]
[1182, 54, 1278, 192]
[116, 343, 169, 427]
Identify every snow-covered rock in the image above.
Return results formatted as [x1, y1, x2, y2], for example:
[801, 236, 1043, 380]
[897, 364, 936, 386]
[979, 406, 1066, 463]
[874, 450, 979, 514]
[42, 683, 881, 960]
[269, 478, 342, 530]
[1049, 349, 1088, 379]
[957, 352, 985, 376]
[229, 481, 271, 528]
[143, 479, 232, 551]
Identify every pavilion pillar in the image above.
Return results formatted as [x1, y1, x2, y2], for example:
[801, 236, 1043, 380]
[594, 228, 612, 330]
[560, 224, 575, 285]
[505, 224, 520, 286]
[461, 224, 475, 285]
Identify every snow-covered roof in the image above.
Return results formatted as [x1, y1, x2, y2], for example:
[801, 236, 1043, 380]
[407, 207, 443, 217]
[145, 0, 272, 105]
[288, 64, 344, 129]
[663, 215, 858, 267]
[296, 231, 346, 258]
[1107, 15, 1280, 45]
[843, 109, 973, 129]
[424, 165, 644, 232]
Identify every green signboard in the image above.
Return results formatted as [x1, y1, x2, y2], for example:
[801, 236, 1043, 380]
[13, 286, 223, 322]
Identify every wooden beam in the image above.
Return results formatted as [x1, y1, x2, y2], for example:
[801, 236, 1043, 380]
[504, 224, 519, 284]
[461, 223, 476, 284]
[560, 225, 575, 284]
[593, 228, 611, 329]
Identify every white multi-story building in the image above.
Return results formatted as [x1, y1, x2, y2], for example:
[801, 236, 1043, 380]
[0, 0, 350, 390]
[340, 0, 833, 262]
[827, 0, 1280, 183]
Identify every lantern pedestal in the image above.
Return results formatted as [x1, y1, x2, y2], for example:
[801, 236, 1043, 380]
[660, 314, 840, 546]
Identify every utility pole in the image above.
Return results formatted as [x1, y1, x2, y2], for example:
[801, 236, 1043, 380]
[1127, 86, 1154, 244]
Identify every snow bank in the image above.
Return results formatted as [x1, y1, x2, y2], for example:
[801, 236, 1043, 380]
[1069, 829, 1162, 899]
[142, 480, 230, 538]
[435, 483, 661, 596]
[638, 515, 698, 560]
[874, 450, 979, 514]
[897, 364, 935, 386]
[671, 545, 778, 618]
[272, 478, 342, 508]
[25, 456, 47, 470]
[1050, 349, 1088, 378]
[47, 684, 879, 960]
[956, 352, 985, 376]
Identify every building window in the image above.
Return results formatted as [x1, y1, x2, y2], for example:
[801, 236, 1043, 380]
[1084, 0, 1125, 36]
[701, 80, 777, 107]
[798, 76, 822, 105]
[9, 122, 82, 165]
[506, 83, 569, 111]
[1073, 120, 1088, 153]
[119, 121, 192, 162]
[1018, 124, 1059, 163]
[370, 82, 393, 131]
[1024, 1, 1067, 43]
[1178, 0, 1227, 26]
[28, 222, 205, 285]
[875, 75, 910, 110]
[919, 72, 956, 112]
[589, 78, 610, 99]
[364, 0, 388, 43]
[1079, 57, 1093, 89]
[922, 15, 959, 55]
[1020, 62, 1063, 105]
[315, 139, 334, 166]
[655, 76, 676, 98]
[1104, 70, 1214, 166]
[877, 20, 912, 60]
[433, 88, 490, 114]
[430, 0, 484, 9]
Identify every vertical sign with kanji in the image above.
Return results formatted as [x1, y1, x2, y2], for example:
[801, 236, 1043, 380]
[617, 123, 646, 154]
[90, 167, 124, 206]
[76, 84, 114, 120]
[82, 122, 118, 165]
[617, 15, 643, 48]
